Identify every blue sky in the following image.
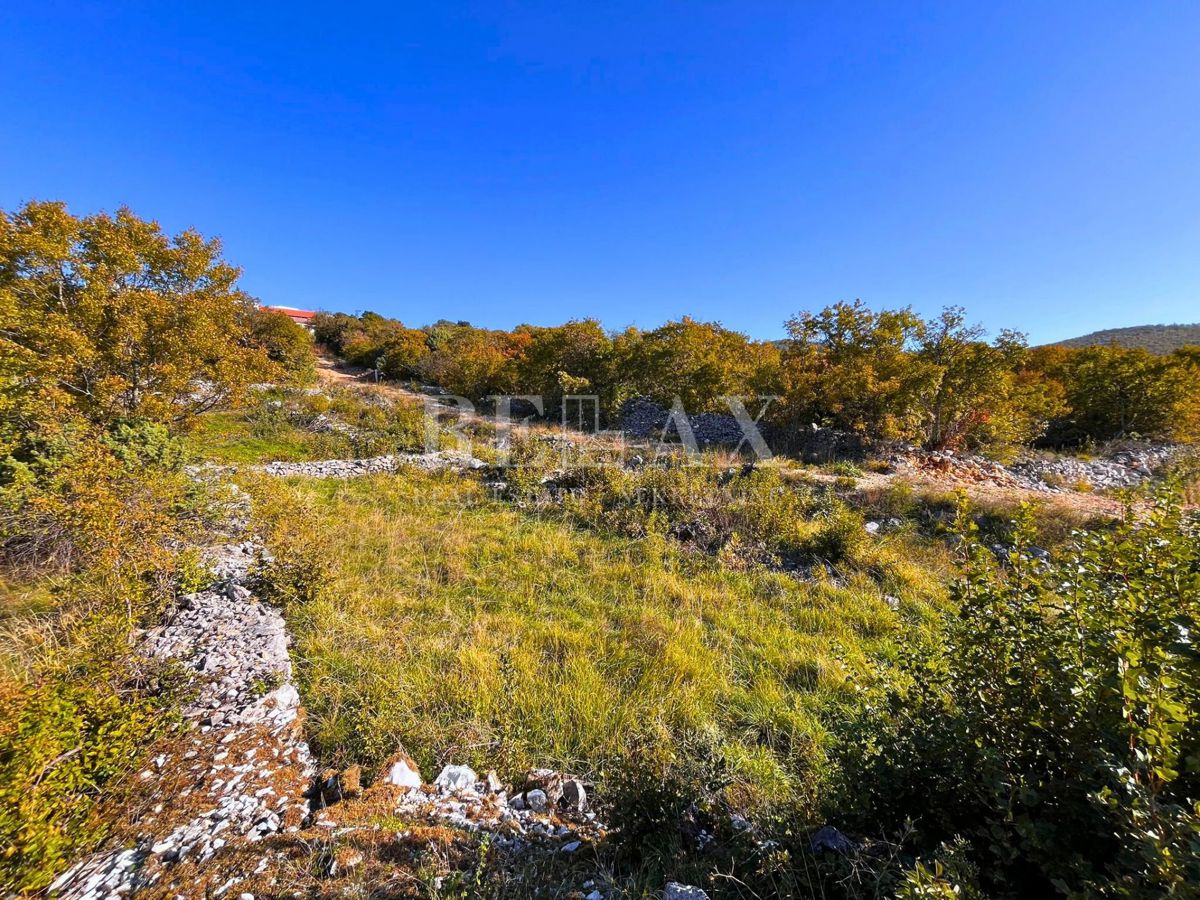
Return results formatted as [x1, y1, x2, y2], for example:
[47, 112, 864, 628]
[2, 2, 1198, 343]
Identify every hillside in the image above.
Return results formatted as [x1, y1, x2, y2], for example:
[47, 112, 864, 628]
[5, 203, 1200, 898]
[1054, 322, 1200, 353]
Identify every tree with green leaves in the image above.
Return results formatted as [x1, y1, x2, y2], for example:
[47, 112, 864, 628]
[615, 317, 781, 414]
[248, 307, 315, 384]
[510, 319, 614, 413]
[0, 201, 287, 440]
[777, 300, 927, 442]
[1047, 345, 1200, 445]
[912, 308, 1064, 452]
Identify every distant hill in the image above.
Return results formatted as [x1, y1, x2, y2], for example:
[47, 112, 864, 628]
[1053, 323, 1200, 354]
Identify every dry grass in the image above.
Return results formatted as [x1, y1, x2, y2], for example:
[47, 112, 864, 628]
[249, 468, 947, 833]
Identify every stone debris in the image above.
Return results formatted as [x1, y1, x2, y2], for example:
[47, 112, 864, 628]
[665, 883, 711, 899]
[364, 764, 605, 854]
[304, 756, 606, 861]
[896, 444, 1177, 494]
[1009, 445, 1176, 491]
[620, 397, 751, 447]
[257, 450, 486, 479]
[433, 764, 478, 792]
[49, 540, 316, 899]
[296, 411, 356, 435]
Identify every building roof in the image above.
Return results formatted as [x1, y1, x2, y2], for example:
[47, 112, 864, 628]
[261, 305, 318, 325]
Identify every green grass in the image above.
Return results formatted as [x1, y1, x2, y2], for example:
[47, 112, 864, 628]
[185, 387, 428, 464]
[252, 468, 945, 824]
[187, 410, 330, 463]
[0, 573, 54, 625]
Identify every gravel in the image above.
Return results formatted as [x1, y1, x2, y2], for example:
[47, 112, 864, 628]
[257, 450, 486, 479]
[49, 539, 316, 899]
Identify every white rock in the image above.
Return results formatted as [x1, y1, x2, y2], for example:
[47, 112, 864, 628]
[433, 764, 477, 792]
[525, 788, 549, 812]
[383, 758, 423, 789]
[665, 884, 710, 900]
[267, 683, 300, 712]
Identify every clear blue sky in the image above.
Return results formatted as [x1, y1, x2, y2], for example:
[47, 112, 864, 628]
[2, 2, 1198, 343]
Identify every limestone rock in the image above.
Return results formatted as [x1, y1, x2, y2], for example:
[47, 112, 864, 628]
[434, 764, 478, 792]
[664, 883, 710, 900]
[561, 778, 588, 813]
[380, 754, 423, 790]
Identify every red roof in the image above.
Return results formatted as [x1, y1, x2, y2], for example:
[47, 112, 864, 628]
[261, 305, 317, 325]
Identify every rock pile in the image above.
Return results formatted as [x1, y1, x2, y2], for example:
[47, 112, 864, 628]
[896, 450, 1057, 493]
[312, 761, 605, 856]
[1010, 445, 1176, 491]
[619, 398, 751, 447]
[792, 423, 864, 463]
[257, 450, 486, 479]
[50, 541, 316, 899]
[298, 411, 356, 435]
[896, 445, 1176, 495]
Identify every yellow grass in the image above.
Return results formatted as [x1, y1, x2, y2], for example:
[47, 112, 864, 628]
[252, 468, 945, 822]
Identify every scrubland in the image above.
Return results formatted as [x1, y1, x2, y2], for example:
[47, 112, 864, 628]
[2, 202, 1199, 896]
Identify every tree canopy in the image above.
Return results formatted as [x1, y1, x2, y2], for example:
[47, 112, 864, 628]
[0, 201, 304, 449]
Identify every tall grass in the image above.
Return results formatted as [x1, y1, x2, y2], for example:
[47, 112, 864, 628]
[186, 386, 428, 464]
[251, 469, 945, 831]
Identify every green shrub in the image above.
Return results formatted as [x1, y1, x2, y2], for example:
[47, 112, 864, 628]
[803, 504, 870, 567]
[0, 427, 208, 891]
[0, 573, 182, 893]
[0, 422, 203, 574]
[827, 460, 865, 478]
[836, 488, 1200, 896]
[557, 462, 819, 566]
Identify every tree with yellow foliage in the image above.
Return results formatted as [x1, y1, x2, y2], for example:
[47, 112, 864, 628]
[0, 201, 286, 443]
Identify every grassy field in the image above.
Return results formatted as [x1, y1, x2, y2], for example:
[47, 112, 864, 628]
[186, 387, 430, 464]
[250, 467, 947, 835]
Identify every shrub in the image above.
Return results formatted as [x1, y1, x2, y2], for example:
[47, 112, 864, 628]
[827, 460, 865, 478]
[0, 422, 212, 891]
[836, 488, 1200, 896]
[558, 462, 818, 566]
[0, 423, 201, 575]
[0, 572, 182, 893]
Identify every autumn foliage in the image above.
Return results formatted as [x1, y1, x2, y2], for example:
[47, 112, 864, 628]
[0, 201, 307, 890]
[313, 299, 1200, 455]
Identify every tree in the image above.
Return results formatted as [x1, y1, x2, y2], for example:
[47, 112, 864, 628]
[0, 201, 282, 435]
[617, 317, 780, 414]
[777, 300, 926, 441]
[418, 324, 527, 399]
[510, 319, 613, 413]
[1049, 346, 1199, 445]
[248, 307, 315, 384]
[774, 303, 1066, 453]
[376, 326, 430, 379]
[912, 310, 1063, 451]
[311, 311, 358, 354]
